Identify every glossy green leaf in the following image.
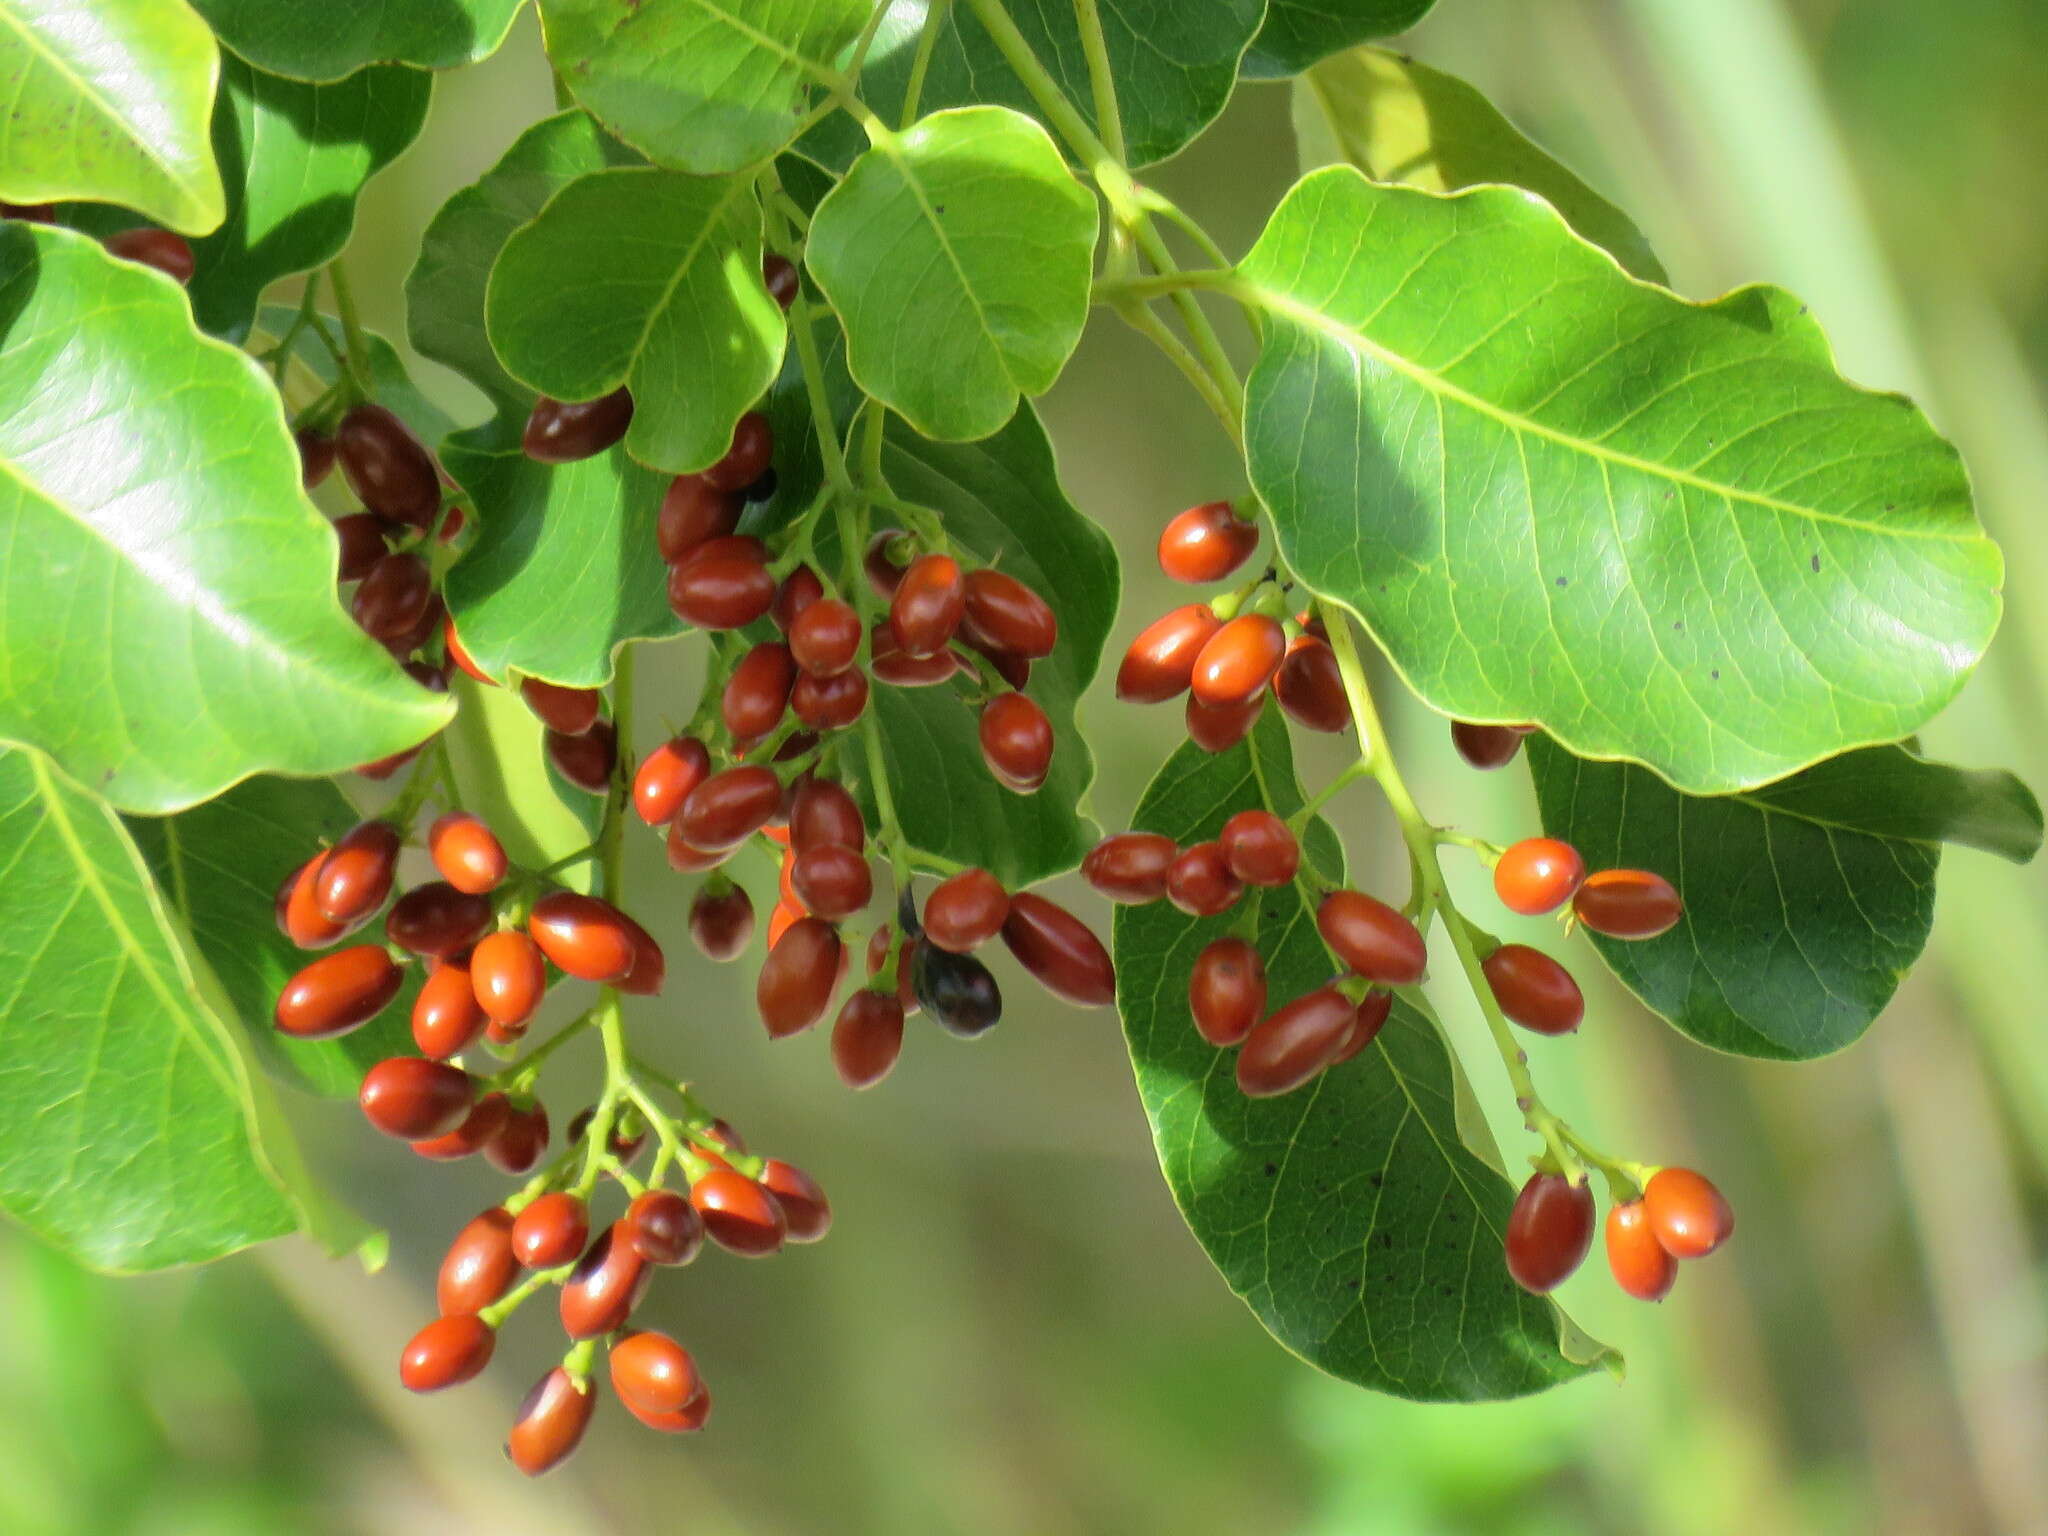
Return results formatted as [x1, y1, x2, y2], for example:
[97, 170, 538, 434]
[0, 745, 322, 1270]
[188, 58, 431, 339]
[189, 0, 524, 82]
[1242, 0, 1435, 78]
[800, 0, 1262, 172]
[1293, 46, 1665, 284]
[0, 226, 451, 813]
[538, 0, 867, 173]
[444, 675, 600, 893]
[806, 107, 1096, 442]
[1237, 168, 2003, 795]
[127, 776, 420, 1099]
[486, 166, 785, 474]
[1528, 738, 2042, 1059]
[0, 0, 224, 232]
[1113, 712, 1609, 1399]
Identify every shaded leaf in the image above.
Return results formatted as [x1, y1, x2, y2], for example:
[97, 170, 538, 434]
[189, 0, 523, 82]
[1242, 0, 1435, 79]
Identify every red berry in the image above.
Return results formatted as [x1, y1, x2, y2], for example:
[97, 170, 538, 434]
[559, 1222, 652, 1339]
[790, 843, 873, 921]
[959, 632, 1029, 690]
[610, 1330, 703, 1414]
[106, 227, 194, 284]
[437, 1207, 518, 1315]
[792, 667, 869, 729]
[624, 1390, 713, 1435]
[625, 1189, 704, 1266]
[679, 765, 783, 850]
[336, 403, 440, 529]
[1191, 614, 1287, 708]
[1165, 841, 1242, 917]
[275, 945, 401, 1038]
[978, 691, 1053, 792]
[331, 511, 387, 581]
[411, 1091, 510, 1161]
[961, 569, 1056, 659]
[1082, 832, 1177, 904]
[385, 881, 492, 958]
[1504, 1173, 1596, 1293]
[413, 960, 488, 1059]
[870, 622, 960, 686]
[634, 736, 710, 826]
[522, 387, 632, 463]
[832, 988, 906, 1089]
[1481, 943, 1584, 1035]
[1316, 890, 1426, 985]
[770, 563, 824, 632]
[529, 891, 643, 983]
[1184, 690, 1264, 753]
[723, 641, 796, 742]
[1272, 637, 1349, 732]
[1116, 604, 1221, 703]
[1189, 936, 1265, 1046]
[360, 1057, 475, 1140]
[666, 823, 733, 874]
[1493, 838, 1586, 916]
[1331, 988, 1392, 1064]
[1157, 499, 1258, 584]
[1605, 1199, 1678, 1301]
[1573, 869, 1683, 940]
[278, 853, 353, 948]
[315, 820, 400, 925]
[657, 474, 741, 562]
[1451, 720, 1529, 770]
[512, 1192, 589, 1269]
[485, 1103, 551, 1175]
[688, 882, 755, 961]
[428, 812, 508, 894]
[922, 868, 1009, 953]
[545, 717, 616, 792]
[790, 597, 862, 676]
[1219, 809, 1298, 886]
[704, 411, 773, 492]
[506, 1367, 595, 1476]
[863, 528, 912, 599]
[762, 252, 799, 308]
[1236, 985, 1356, 1097]
[692, 1169, 787, 1256]
[1000, 892, 1115, 1006]
[889, 554, 965, 657]
[470, 930, 547, 1028]
[520, 677, 601, 736]
[1643, 1167, 1734, 1259]
[668, 535, 775, 629]
[400, 1313, 494, 1392]
[759, 1160, 831, 1242]
[756, 916, 841, 1038]
[866, 925, 920, 1015]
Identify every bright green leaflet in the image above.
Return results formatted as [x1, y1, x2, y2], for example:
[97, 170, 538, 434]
[0, 227, 450, 814]
[538, 0, 867, 174]
[188, 58, 431, 339]
[188, 0, 524, 83]
[1113, 714, 1610, 1399]
[127, 776, 421, 1099]
[1237, 167, 2002, 795]
[1293, 46, 1665, 285]
[1527, 739, 2042, 1060]
[806, 106, 1098, 443]
[444, 675, 601, 895]
[0, 746, 329, 1271]
[1241, 0, 1436, 79]
[0, 0, 224, 232]
[485, 166, 786, 474]
[799, 0, 1263, 172]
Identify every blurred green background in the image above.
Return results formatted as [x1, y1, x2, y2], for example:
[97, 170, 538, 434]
[5, 2, 2046, 1530]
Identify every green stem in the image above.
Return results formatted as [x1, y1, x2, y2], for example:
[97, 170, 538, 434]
[269, 274, 322, 389]
[324, 261, 375, 397]
[576, 644, 636, 1194]
[899, 0, 949, 126]
[1071, 0, 1126, 166]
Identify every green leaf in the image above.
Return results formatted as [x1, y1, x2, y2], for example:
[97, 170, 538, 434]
[444, 674, 601, 893]
[252, 303, 458, 449]
[1113, 713, 1609, 1399]
[127, 776, 421, 1099]
[1527, 738, 2042, 1059]
[836, 405, 1117, 888]
[1242, 0, 1435, 79]
[0, 745, 322, 1271]
[537, 0, 867, 173]
[0, 226, 451, 813]
[407, 109, 639, 424]
[799, 0, 1263, 172]
[807, 107, 1096, 443]
[485, 166, 786, 474]
[1236, 168, 2003, 795]
[188, 0, 524, 82]
[0, 0, 224, 232]
[189, 58, 432, 339]
[1292, 46, 1665, 284]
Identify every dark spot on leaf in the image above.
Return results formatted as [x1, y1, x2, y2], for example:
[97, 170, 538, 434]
[1673, 620, 1683, 631]
[1346, 1277, 1361, 1290]
[1555, 576, 1568, 587]
[1811, 554, 1821, 573]
[1263, 1162, 1277, 1177]
[1711, 669, 1721, 680]
[1368, 1173, 1382, 1188]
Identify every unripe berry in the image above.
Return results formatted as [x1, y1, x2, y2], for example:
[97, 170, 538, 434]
[315, 820, 401, 925]
[610, 1330, 703, 1415]
[411, 1091, 509, 1161]
[1493, 838, 1585, 916]
[469, 930, 547, 1029]
[275, 945, 401, 1038]
[529, 890, 641, 983]
[633, 736, 710, 826]
[413, 960, 487, 1059]
[1643, 1167, 1734, 1259]
[890, 553, 966, 656]
[1605, 1198, 1678, 1301]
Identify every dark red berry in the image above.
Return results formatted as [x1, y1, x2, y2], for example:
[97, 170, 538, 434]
[336, 402, 440, 528]
[688, 883, 755, 961]
[1330, 989, 1392, 1064]
[485, 1102, 551, 1175]
[275, 945, 401, 1038]
[832, 988, 905, 1088]
[1317, 890, 1426, 985]
[522, 387, 632, 463]
[1505, 1173, 1595, 1293]
[762, 252, 799, 308]
[756, 916, 841, 1038]
[790, 843, 872, 921]
[1451, 720, 1528, 770]
[1189, 936, 1265, 1046]
[521, 677, 601, 736]
[759, 1160, 830, 1242]
[1573, 869, 1683, 940]
[106, 227, 194, 283]
[1272, 637, 1350, 732]
[788, 777, 865, 853]
[1236, 985, 1356, 1097]
[1219, 809, 1298, 886]
[864, 529, 912, 599]
[979, 691, 1052, 792]
[922, 868, 1008, 953]
[870, 622, 959, 686]
[331, 511, 387, 581]
[559, 1223, 652, 1339]
[411, 1091, 510, 1161]
[680, 765, 783, 850]
[546, 717, 617, 793]
[1000, 892, 1115, 1006]
[961, 569, 1056, 659]
[385, 881, 492, 958]
[360, 1056, 475, 1140]
[1166, 841, 1241, 917]
[1157, 500, 1258, 584]
[1185, 690, 1264, 753]
[315, 820, 400, 925]
[657, 474, 741, 562]
[625, 1189, 703, 1266]
[703, 411, 772, 492]
[789, 597, 862, 676]
[889, 554, 965, 657]
[1082, 832, 1177, 904]
[791, 666, 869, 729]
[1481, 943, 1584, 1035]
[723, 641, 796, 742]
[668, 535, 775, 629]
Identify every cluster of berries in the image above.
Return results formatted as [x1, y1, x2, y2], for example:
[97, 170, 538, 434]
[1508, 1165, 1734, 1303]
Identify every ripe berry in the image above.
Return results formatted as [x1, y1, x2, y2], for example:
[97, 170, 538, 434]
[560, 1223, 652, 1338]
[1117, 604, 1221, 703]
[760, 1160, 831, 1242]
[626, 1391, 713, 1434]
[412, 1091, 510, 1161]
[769, 565, 824, 634]
[792, 667, 869, 729]
[1332, 989, 1392, 1063]
[865, 924, 920, 1016]
[979, 691, 1053, 792]
[762, 252, 799, 308]
[1158, 500, 1259, 584]
[360, 1057, 475, 1140]
[278, 854, 353, 948]
[529, 891, 645, 983]
[443, 612, 496, 685]
[1166, 841, 1242, 917]
[298, 427, 337, 490]
[1316, 890, 1426, 985]
[316, 820, 401, 925]
[960, 632, 1028, 689]
[832, 989, 906, 1088]
[428, 812, 508, 894]
[512, 1192, 589, 1269]
[625, 1189, 703, 1266]
[871, 622, 960, 685]
[106, 227, 195, 284]
[1219, 809, 1299, 886]
[470, 930, 547, 1028]
[1189, 937, 1266, 1046]
[413, 960, 488, 1058]
[692, 1169, 787, 1256]
[331, 511, 388, 581]
[889, 554, 965, 656]
[688, 882, 755, 961]
[1185, 690, 1264, 753]
[1605, 1199, 1678, 1301]
[789, 597, 862, 676]
[1493, 838, 1586, 916]
[1236, 985, 1356, 1097]
[275, 945, 401, 1038]
[657, 474, 741, 562]
[1643, 1167, 1734, 1259]
[385, 881, 492, 958]
[704, 411, 773, 492]
[864, 528, 912, 599]
[522, 387, 632, 463]
[610, 1330, 703, 1414]
[668, 535, 775, 629]
[1482, 944, 1583, 1035]
[437, 1207, 518, 1315]
[521, 677, 601, 736]
[1451, 720, 1529, 770]
[666, 824, 733, 873]
[915, 944, 1003, 1037]
[922, 868, 1009, 953]
[791, 843, 872, 921]
[961, 569, 1057, 659]
[723, 641, 796, 741]
[1272, 637, 1349, 732]
[400, 1313, 495, 1392]
[1192, 614, 1287, 708]
[1001, 892, 1115, 1006]
[757, 917, 841, 1038]
[336, 402, 440, 528]
[485, 1103, 550, 1174]
[546, 717, 616, 792]
[1573, 869, 1683, 940]
[680, 765, 783, 850]
[634, 736, 710, 826]
[1504, 1173, 1596, 1293]
[1083, 832, 1177, 903]
[506, 1367, 595, 1476]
